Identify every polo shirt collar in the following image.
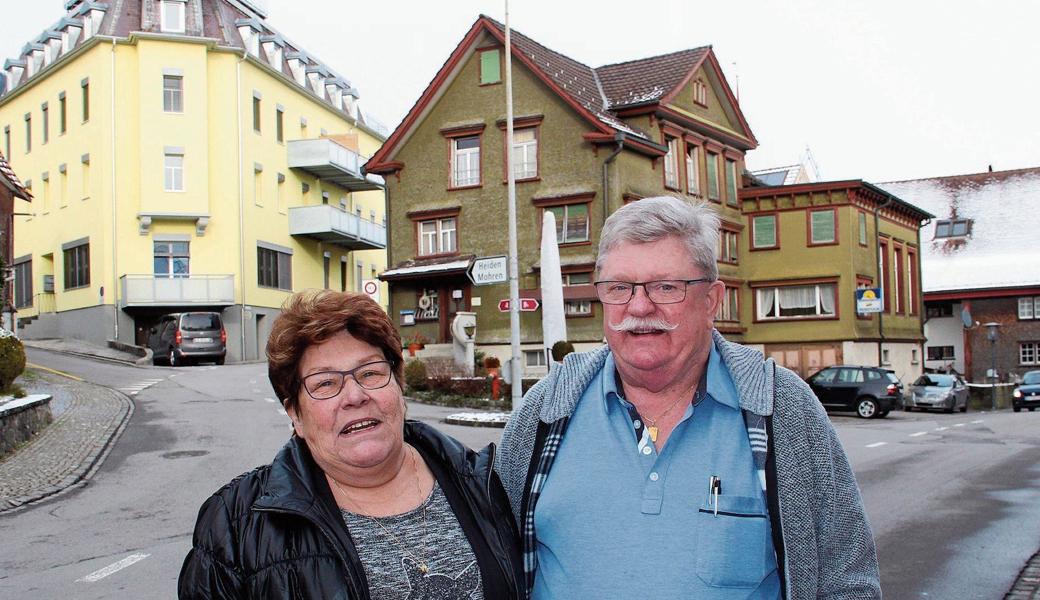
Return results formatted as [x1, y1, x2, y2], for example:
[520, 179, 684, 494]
[603, 340, 740, 413]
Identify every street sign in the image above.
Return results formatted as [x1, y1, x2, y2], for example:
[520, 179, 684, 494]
[467, 255, 508, 286]
[362, 279, 380, 303]
[856, 288, 883, 314]
[498, 298, 540, 312]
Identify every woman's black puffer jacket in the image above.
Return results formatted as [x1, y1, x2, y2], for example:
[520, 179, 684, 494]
[178, 420, 524, 599]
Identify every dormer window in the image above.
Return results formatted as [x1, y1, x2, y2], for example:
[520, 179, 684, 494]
[161, 0, 186, 34]
[934, 218, 971, 239]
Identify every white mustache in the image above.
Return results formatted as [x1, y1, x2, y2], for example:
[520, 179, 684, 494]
[608, 317, 679, 333]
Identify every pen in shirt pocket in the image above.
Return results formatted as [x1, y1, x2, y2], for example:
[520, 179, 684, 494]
[709, 475, 722, 516]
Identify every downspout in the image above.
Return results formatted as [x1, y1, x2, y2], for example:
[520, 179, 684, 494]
[601, 133, 624, 225]
[236, 51, 247, 361]
[381, 184, 391, 313]
[110, 38, 118, 340]
[873, 194, 893, 367]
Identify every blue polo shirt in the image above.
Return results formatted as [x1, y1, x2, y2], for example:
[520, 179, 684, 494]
[532, 344, 780, 598]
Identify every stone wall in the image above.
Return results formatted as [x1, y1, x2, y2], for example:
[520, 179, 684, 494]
[0, 395, 53, 457]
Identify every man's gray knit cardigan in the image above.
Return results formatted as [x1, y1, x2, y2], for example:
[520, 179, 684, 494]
[495, 330, 881, 599]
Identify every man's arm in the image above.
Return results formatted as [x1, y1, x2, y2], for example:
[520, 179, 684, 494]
[495, 377, 548, 526]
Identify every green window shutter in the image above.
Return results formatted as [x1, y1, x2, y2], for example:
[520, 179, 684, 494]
[725, 160, 738, 206]
[753, 215, 776, 248]
[706, 153, 719, 200]
[858, 213, 867, 244]
[480, 50, 501, 84]
[811, 211, 835, 244]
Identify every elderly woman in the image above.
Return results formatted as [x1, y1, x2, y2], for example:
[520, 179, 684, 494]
[178, 290, 523, 599]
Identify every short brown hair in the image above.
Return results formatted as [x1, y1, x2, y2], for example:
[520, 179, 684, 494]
[267, 290, 403, 413]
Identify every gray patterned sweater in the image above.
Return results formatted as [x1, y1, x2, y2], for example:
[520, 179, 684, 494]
[495, 330, 881, 599]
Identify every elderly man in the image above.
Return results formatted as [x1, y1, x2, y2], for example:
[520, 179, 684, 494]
[497, 196, 880, 599]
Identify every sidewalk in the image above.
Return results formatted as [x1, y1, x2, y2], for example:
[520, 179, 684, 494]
[0, 367, 133, 513]
[22, 337, 148, 365]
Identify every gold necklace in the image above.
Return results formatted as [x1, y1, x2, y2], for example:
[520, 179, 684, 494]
[643, 395, 687, 443]
[331, 447, 430, 573]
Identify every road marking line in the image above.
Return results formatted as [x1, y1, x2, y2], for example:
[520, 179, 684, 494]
[276, 409, 287, 416]
[26, 362, 84, 381]
[77, 553, 150, 583]
[909, 431, 928, 437]
[265, 398, 277, 403]
[971, 420, 984, 424]
[935, 426, 949, 431]
[866, 442, 887, 448]
[954, 423, 966, 427]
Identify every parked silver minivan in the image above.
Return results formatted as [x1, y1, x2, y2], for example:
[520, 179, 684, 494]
[149, 312, 227, 366]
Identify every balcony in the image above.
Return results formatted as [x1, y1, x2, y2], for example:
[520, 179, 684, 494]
[287, 138, 385, 191]
[119, 274, 235, 308]
[288, 204, 386, 250]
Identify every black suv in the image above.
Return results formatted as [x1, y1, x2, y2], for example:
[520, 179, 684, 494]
[806, 365, 904, 419]
[149, 312, 227, 366]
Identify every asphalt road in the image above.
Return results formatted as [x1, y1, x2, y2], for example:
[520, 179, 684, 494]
[2, 350, 1038, 599]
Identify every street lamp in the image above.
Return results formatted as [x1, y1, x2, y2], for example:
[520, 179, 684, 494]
[983, 322, 1000, 410]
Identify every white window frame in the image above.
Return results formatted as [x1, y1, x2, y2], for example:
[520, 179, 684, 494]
[524, 349, 547, 368]
[718, 229, 739, 264]
[686, 145, 700, 196]
[451, 136, 481, 187]
[163, 74, 183, 113]
[546, 204, 590, 244]
[756, 283, 837, 320]
[164, 151, 184, 192]
[1018, 296, 1040, 320]
[160, 0, 187, 34]
[1021, 342, 1038, 365]
[418, 217, 457, 256]
[512, 127, 538, 179]
[664, 137, 680, 189]
[564, 300, 592, 317]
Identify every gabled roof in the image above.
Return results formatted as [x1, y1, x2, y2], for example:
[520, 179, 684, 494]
[0, 152, 33, 201]
[597, 47, 709, 108]
[877, 167, 1040, 294]
[367, 15, 755, 174]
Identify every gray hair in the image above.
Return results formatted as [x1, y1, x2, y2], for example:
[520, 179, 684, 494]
[595, 196, 720, 281]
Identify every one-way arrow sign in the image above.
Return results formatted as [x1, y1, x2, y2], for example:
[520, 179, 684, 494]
[467, 255, 508, 286]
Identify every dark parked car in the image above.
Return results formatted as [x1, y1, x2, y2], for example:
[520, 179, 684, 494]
[1012, 370, 1040, 412]
[149, 312, 226, 366]
[905, 373, 969, 413]
[806, 365, 903, 419]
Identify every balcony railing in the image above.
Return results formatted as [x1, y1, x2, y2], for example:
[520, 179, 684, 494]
[119, 274, 235, 308]
[287, 138, 385, 191]
[288, 204, 386, 250]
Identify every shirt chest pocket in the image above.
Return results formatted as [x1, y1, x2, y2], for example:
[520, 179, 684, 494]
[694, 494, 776, 589]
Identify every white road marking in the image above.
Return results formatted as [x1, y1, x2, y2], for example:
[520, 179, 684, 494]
[866, 442, 887, 448]
[954, 423, 965, 427]
[264, 397, 277, 403]
[909, 431, 928, 437]
[276, 409, 287, 416]
[935, 426, 949, 431]
[971, 420, 984, 424]
[77, 553, 150, 583]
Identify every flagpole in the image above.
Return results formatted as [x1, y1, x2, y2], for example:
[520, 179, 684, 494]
[504, 0, 522, 406]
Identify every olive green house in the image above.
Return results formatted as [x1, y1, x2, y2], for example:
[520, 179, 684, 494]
[738, 181, 933, 382]
[366, 15, 758, 372]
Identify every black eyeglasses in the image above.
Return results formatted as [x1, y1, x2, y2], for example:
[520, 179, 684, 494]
[593, 279, 710, 305]
[301, 360, 394, 400]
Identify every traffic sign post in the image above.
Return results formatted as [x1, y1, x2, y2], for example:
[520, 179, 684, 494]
[362, 279, 380, 303]
[467, 256, 508, 286]
[498, 298, 539, 312]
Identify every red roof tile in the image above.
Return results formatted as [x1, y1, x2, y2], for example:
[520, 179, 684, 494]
[0, 151, 32, 201]
[597, 47, 710, 109]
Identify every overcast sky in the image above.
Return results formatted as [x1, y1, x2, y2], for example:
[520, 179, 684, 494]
[3, 0, 1038, 182]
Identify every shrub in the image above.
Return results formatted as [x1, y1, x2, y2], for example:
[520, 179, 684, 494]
[0, 331, 26, 394]
[551, 340, 575, 362]
[403, 359, 428, 392]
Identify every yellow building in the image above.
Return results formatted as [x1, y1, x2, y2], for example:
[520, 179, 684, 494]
[0, 0, 388, 361]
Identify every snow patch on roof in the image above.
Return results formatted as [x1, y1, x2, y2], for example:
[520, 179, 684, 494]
[877, 168, 1040, 293]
